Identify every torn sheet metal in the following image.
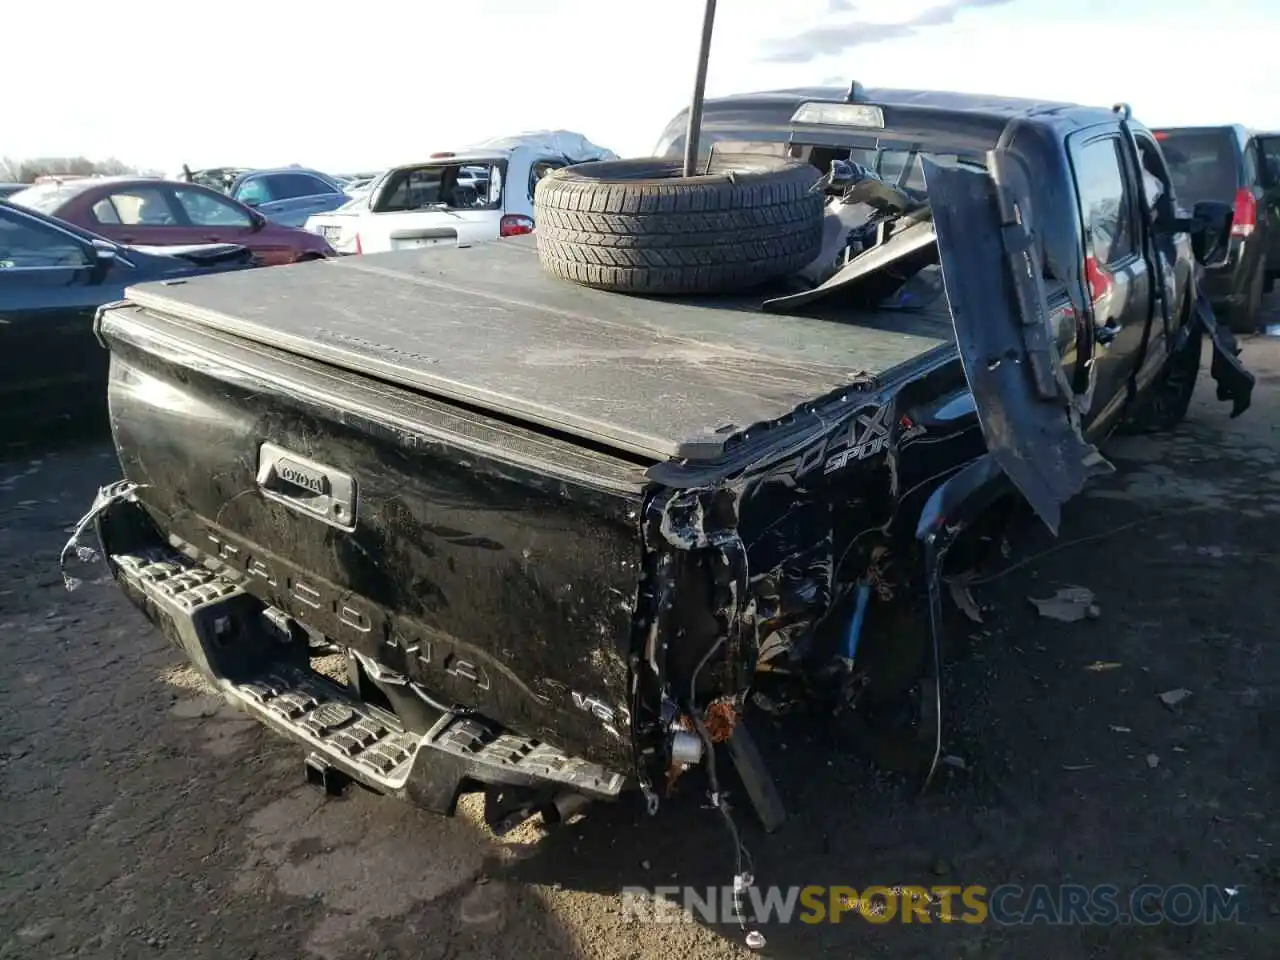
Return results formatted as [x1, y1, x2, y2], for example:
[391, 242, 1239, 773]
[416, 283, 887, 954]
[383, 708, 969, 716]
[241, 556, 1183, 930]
[763, 214, 938, 315]
[1192, 280, 1254, 418]
[60, 480, 146, 591]
[794, 199, 878, 286]
[923, 158, 1110, 536]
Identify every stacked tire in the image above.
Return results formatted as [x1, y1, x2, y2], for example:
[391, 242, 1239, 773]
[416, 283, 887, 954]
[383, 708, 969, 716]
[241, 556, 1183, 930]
[533, 155, 825, 296]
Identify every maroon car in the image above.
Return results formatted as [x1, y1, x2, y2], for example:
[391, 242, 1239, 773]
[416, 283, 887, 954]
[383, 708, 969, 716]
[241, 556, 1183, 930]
[8, 177, 334, 266]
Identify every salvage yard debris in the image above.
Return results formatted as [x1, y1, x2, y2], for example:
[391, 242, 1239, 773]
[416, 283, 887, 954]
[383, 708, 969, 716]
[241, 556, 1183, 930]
[948, 580, 984, 624]
[1158, 688, 1193, 709]
[1028, 586, 1101, 622]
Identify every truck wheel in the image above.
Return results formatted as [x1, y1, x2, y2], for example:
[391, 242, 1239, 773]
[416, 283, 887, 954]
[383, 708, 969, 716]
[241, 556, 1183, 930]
[1229, 266, 1264, 334]
[533, 155, 825, 295]
[1123, 321, 1202, 434]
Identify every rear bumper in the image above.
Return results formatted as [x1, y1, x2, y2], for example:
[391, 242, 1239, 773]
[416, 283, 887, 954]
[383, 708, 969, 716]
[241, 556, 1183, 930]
[89, 488, 627, 819]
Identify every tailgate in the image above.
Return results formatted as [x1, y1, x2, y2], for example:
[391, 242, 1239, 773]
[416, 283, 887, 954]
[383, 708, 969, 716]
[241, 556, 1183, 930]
[97, 302, 648, 771]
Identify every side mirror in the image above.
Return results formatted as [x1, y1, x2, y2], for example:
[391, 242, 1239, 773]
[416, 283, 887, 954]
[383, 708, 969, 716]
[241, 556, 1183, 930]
[249, 210, 268, 231]
[86, 238, 118, 277]
[1189, 199, 1233, 268]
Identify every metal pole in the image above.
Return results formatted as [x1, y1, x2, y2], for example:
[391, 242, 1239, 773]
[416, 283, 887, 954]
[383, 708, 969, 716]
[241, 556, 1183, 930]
[681, 0, 718, 178]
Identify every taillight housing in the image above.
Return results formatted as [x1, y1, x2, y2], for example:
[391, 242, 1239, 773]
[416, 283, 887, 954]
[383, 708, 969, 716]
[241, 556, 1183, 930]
[500, 214, 534, 238]
[1231, 188, 1256, 237]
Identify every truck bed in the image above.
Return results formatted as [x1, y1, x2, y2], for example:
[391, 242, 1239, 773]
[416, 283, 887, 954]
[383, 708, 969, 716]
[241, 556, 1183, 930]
[124, 236, 955, 461]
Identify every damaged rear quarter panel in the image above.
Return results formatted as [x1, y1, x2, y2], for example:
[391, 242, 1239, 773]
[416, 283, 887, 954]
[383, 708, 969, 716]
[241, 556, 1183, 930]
[640, 349, 984, 707]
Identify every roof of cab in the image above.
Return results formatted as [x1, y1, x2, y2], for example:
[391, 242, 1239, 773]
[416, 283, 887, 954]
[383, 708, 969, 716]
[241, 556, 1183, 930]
[658, 84, 1121, 150]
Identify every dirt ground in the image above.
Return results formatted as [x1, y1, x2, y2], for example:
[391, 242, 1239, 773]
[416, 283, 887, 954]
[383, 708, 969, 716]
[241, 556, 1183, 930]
[2, 323, 1279, 960]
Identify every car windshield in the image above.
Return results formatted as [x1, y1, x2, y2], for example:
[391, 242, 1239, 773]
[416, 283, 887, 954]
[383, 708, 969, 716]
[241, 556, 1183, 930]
[372, 160, 505, 213]
[1156, 130, 1240, 204]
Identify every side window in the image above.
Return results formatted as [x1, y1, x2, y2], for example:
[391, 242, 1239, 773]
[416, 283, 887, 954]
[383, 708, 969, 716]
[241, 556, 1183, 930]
[173, 187, 253, 228]
[234, 177, 272, 206]
[292, 174, 335, 197]
[94, 187, 177, 226]
[375, 168, 443, 212]
[0, 211, 90, 269]
[529, 160, 566, 198]
[1134, 135, 1173, 220]
[1070, 136, 1137, 265]
[91, 198, 122, 224]
[1258, 137, 1280, 186]
[1241, 140, 1259, 187]
[267, 174, 333, 200]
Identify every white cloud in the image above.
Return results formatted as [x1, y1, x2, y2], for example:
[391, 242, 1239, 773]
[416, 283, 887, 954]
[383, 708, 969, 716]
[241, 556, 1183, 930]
[6, 0, 1278, 173]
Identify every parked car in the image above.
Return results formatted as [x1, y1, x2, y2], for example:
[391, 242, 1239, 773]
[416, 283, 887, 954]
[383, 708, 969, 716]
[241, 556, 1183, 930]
[8, 177, 335, 266]
[0, 201, 256, 436]
[1152, 125, 1280, 332]
[303, 132, 616, 255]
[176, 166, 251, 192]
[337, 171, 383, 189]
[75, 87, 1252, 850]
[227, 167, 348, 228]
[341, 174, 382, 198]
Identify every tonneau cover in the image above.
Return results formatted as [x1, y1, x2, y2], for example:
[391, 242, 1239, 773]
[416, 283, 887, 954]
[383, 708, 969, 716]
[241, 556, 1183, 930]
[123, 237, 953, 460]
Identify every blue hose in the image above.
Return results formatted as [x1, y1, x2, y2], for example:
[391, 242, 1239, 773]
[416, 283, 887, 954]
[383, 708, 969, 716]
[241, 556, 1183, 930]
[845, 579, 872, 662]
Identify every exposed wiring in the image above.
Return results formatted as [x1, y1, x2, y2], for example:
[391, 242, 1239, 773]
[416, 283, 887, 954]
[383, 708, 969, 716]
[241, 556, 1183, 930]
[966, 503, 1215, 586]
[686, 634, 755, 927]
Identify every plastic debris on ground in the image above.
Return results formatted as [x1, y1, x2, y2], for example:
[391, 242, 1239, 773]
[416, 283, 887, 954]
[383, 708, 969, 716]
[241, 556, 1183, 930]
[1158, 688, 1193, 709]
[1028, 586, 1100, 622]
[947, 579, 984, 624]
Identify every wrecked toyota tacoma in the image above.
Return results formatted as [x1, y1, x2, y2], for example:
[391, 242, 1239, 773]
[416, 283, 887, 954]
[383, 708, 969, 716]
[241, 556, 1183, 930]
[69, 90, 1254, 846]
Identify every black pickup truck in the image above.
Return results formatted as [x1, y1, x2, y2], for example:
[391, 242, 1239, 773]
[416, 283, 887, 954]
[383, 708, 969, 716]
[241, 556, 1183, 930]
[69, 89, 1253, 842]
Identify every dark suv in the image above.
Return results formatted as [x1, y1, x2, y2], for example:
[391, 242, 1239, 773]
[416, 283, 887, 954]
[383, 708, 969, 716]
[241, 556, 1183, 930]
[1153, 125, 1280, 332]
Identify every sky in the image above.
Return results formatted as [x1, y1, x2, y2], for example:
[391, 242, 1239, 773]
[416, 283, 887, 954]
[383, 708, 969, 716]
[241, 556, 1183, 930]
[7, 0, 1279, 175]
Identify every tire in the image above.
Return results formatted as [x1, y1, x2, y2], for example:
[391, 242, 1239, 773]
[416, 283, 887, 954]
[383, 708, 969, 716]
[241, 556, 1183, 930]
[1229, 264, 1265, 334]
[533, 155, 825, 295]
[1123, 319, 1202, 434]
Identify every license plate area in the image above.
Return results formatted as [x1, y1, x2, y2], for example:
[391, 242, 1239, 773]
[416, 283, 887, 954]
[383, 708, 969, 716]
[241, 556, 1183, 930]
[388, 227, 457, 251]
[391, 236, 451, 250]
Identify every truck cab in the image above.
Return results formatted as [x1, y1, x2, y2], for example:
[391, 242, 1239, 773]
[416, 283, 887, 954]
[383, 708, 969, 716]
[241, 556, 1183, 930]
[658, 86, 1211, 445]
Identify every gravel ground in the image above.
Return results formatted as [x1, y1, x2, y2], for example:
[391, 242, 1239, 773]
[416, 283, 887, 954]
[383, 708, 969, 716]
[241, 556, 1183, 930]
[2, 328, 1279, 960]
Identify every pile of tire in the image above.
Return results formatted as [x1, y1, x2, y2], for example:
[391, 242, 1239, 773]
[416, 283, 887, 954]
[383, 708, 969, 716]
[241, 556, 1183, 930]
[532, 155, 825, 296]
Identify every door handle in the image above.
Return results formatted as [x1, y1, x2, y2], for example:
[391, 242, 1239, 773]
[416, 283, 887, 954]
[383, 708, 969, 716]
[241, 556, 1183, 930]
[256, 442, 357, 530]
